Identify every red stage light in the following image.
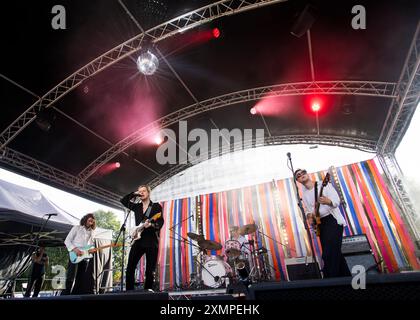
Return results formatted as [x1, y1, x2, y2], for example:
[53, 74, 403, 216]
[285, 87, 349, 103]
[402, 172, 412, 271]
[311, 102, 321, 112]
[212, 28, 220, 38]
[250, 107, 257, 115]
[115, 162, 121, 168]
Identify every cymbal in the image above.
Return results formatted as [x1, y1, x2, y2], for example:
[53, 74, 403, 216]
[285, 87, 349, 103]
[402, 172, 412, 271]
[239, 223, 257, 235]
[198, 239, 222, 250]
[187, 232, 204, 241]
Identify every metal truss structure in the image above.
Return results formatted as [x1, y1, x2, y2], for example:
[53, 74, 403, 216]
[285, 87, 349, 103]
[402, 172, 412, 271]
[0, 148, 123, 209]
[147, 134, 377, 188]
[78, 80, 395, 181]
[0, 0, 285, 150]
[377, 153, 420, 250]
[378, 22, 420, 154]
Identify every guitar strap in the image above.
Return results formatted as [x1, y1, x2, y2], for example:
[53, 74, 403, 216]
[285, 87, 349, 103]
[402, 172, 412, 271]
[314, 181, 318, 204]
[143, 202, 153, 219]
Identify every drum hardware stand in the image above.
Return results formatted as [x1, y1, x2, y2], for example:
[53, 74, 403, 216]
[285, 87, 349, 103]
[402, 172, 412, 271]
[258, 230, 295, 280]
[168, 234, 219, 289]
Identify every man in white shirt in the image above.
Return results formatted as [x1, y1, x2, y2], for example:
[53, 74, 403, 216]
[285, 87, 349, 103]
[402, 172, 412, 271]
[62, 213, 96, 295]
[295, 169, 351, 278]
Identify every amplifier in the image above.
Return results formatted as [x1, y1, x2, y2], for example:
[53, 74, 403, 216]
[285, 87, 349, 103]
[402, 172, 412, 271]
[284, 257, 321, 281]
[341, 234, 372, 255]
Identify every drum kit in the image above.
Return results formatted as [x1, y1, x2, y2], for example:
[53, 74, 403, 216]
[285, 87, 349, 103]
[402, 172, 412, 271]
[187, 223, 272, 289]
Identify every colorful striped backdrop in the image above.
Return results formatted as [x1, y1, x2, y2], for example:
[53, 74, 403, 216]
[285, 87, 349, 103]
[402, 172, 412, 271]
[136, 158, 420, 290]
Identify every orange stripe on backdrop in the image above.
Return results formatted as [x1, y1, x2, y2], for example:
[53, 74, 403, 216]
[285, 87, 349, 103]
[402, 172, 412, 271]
[267, 182, 288, 273]
[341, 166, 382, 264]
[277, 180, 297, 257]
[368, 160, 420, 269]
[258, 184, 281, 280]
[205, 194, 210, 240]
[182, 198, 189, 283]
[213, 193, 222, 256]
[217, 193, 226, 251]
[222, 192, 229, 243]
[352, 163, 398, 272]
[244, 186, 254, 225]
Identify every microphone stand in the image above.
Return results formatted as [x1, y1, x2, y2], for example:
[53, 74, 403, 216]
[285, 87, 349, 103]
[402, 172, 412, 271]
[287, 154, 322, 279]
[114, 207, 132, 292]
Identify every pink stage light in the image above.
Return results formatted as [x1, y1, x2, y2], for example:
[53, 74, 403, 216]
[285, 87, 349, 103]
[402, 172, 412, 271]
[155, 136, 163, 145]
[250, 107, 257, 115]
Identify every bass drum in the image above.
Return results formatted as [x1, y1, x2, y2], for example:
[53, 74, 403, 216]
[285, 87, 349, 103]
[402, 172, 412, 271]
[201, 256, 232, 288]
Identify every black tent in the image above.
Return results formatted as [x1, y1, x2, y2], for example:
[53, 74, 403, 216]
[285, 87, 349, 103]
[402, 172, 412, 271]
[0, 179, 112, 296]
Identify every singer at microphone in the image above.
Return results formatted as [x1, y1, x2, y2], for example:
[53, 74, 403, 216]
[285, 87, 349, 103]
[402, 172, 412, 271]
[120, 185, 164, 291]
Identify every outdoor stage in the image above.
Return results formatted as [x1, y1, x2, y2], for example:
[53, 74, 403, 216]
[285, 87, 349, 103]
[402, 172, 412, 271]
[5, 272, 420, 301]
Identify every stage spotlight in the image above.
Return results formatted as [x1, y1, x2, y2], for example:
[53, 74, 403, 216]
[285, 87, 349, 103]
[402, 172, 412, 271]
[311, 102, 321, 112]
[35, 109, 56, 132]
[250, 107, 257, 115]
[137, 50, 159, 75]
[212, 28, 220, 38]
[115, 162, 121, 168]
[155, 135, 163, 145]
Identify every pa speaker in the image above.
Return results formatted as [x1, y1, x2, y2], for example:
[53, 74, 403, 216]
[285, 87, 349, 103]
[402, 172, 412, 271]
[285, 257, 321, 280]
[344, 253, 379, 274]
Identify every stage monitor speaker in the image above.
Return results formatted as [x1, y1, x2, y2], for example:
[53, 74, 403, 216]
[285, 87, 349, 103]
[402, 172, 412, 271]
[344, 253, 379, 274]
[285, 257, 321, 280]
[342, 234, 372, 255]
[248, 273, 420, 301]
[291, 4, 317, 38]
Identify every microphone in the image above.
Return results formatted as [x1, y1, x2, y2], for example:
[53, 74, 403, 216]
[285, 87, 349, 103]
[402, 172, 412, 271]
[214, 276, 220, 282]
[44, 213, 58, 216]
[287, 152, 291, 160]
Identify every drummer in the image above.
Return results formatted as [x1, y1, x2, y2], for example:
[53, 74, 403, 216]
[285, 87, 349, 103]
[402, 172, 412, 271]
[229, 226, 247, 257]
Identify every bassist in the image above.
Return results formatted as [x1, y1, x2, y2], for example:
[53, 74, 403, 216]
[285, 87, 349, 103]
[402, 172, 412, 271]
[294, 169, 351, 278]
[63, 213, 96, 295]
[121, 185, 164, 291]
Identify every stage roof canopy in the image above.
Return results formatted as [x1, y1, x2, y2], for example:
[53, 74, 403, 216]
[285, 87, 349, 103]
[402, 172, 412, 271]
[0, 0, 419, 208]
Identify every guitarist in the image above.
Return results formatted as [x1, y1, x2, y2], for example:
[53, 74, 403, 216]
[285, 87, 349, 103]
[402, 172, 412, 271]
[63, 213, 96, 295]
[294, 169, 351, 278]
[121, 185, 164, 291]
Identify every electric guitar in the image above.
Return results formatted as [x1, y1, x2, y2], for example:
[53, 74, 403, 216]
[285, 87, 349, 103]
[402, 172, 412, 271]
[313, 173, 330, 237]
[69, 243, 122, 264]
[130, 212, 162, 244]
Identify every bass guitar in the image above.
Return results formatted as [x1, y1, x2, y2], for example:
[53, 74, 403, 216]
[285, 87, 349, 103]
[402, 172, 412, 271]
[69, 243, 122, 264]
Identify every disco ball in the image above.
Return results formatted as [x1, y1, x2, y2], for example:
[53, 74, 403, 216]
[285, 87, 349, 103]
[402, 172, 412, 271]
[137, 51, 159, 75]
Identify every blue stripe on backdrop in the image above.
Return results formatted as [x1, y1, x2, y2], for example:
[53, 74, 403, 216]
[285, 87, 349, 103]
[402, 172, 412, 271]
[360, 162, 405, 267]
[338, 168, 362, 234]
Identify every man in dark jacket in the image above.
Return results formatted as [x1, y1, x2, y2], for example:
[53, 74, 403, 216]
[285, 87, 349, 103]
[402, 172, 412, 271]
[121, 185, 164, 291]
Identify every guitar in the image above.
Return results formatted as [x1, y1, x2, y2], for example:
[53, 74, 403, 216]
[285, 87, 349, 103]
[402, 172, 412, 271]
[69, 243, 122, 264]
[313, 173, 330, 237]
[130, 212, 162, 244]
